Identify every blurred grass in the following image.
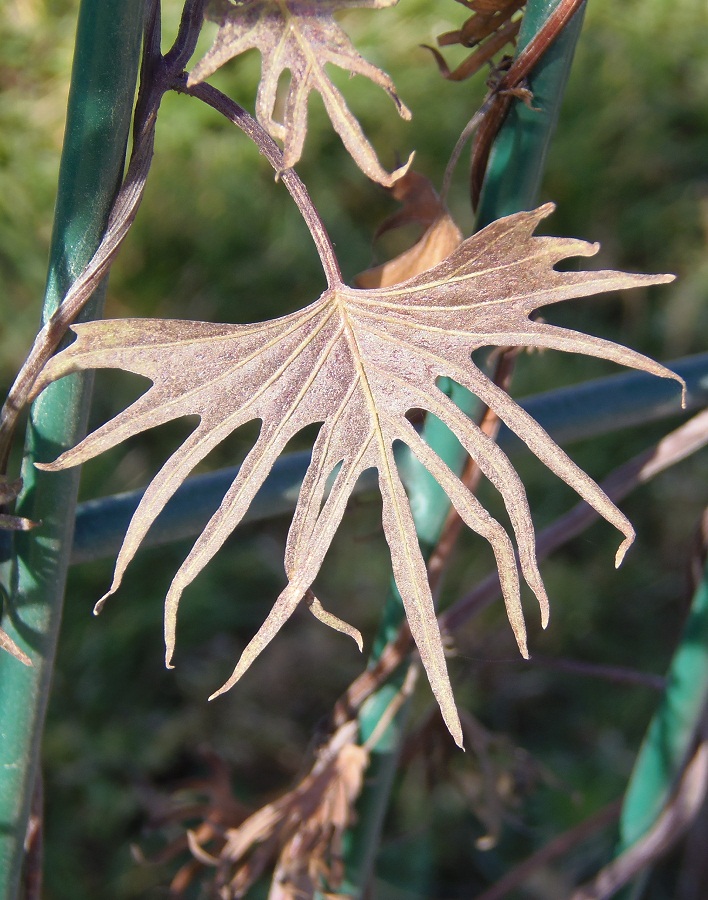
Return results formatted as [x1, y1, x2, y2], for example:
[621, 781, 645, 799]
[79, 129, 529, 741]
[1, 0, 707, 897]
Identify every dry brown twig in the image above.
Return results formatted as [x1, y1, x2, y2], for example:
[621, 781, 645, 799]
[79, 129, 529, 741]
[571, 740, 708, 900]
[469, 0, 586, 205]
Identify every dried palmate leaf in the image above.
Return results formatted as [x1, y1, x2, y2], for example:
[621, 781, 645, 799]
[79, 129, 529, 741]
[188, 0, 411, 184]
[33, 205, 682, 747]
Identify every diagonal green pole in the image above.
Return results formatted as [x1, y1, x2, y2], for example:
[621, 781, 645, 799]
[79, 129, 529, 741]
[339, 2, 587, 895]
[619, 561, 708, 850]
[0, 3, 144, 895]
[611, 559, 708, 899]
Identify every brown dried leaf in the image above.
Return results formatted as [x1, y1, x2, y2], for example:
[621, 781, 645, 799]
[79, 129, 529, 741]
[34, 204, 682, 747]
[187, 0, 411, 184]
[356, 213, 463, 288]
[356, 171, 464, 288]
[187, 723, 366, 897]
[373, 170, 448, 239]
[430, 0, 525, 81]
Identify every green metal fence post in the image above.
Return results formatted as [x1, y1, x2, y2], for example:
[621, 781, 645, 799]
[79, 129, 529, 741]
[0, 3, 144, 895]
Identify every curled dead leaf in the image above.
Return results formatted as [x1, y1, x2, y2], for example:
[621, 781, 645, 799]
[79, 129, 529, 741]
[183, 723, 366, 898]
[356, 212, 463, 288]
[356, 169, 463, 288]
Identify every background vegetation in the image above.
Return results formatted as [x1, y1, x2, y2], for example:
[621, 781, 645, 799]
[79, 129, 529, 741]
[1, 0, 707, 896]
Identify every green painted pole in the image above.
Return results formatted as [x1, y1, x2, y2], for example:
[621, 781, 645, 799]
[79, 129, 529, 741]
[0, 3, 144, 895]
[617, 560, 708, 851]
[476, 0, 586, 223]
[339, 2, 587, 895]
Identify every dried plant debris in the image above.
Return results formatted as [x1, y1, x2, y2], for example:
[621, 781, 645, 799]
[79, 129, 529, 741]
[164, 724, 366, 898]
[188, 0, 411, 184]
[427, 0, 526, 82]
[356, 170, 463, 289]
[34, 204, 683, 747]
[0, 627, 32, 667]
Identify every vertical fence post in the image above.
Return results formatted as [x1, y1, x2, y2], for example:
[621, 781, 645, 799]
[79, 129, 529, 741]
[0, 3, 144, 895]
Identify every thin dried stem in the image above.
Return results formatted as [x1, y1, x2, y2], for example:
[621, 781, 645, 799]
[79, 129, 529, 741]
[471, 0, 586, 204]
[178, 79, 342, 288]
[0, 0, 169, 469]
[571, 741, 708, 900]
[476, 798, 621, 900]
[521, 656, 666, 692]
[363, 664, 419, 751]
[441, 97, 494, 205]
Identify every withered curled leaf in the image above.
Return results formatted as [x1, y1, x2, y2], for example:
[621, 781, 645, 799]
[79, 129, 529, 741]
[188, 0, 411, 184]
[355, 170, 463, 288]
[33, 205, 682, 747]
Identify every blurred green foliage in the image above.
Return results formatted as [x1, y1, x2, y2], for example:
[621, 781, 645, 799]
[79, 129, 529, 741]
[1, 0, 707, 897]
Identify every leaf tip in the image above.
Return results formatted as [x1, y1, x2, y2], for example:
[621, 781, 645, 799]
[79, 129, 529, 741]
[509, 617, 529, 658]
[397, 99, 412, 122]
[305, 593, 363, 651]
[207, 684, 229, 703]
[381, 151, 415, 189]
[446, 714, 465, 750]
[615, 532, 634, 568]
[93, 588, 117, 616]
[34, 460, 58, 473]
[678, 373, 688, 409]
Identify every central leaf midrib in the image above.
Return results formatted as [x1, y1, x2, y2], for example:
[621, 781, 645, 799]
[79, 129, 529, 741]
[335, 290, 441, 675]
[282, 0, 344, 110]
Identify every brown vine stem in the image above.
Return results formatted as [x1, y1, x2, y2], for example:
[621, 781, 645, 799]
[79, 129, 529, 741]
[571, 741, 708, 900]
[440, 96, 494, 206]
[0, 0, 171, 470]
[475, 798, 622, 900]
[179, 79, 343, 289]
[0, 0, 342, 471]
[470, 0, 586, 204]
[498, 0, 586, 90]
[0, 125, 157, 471]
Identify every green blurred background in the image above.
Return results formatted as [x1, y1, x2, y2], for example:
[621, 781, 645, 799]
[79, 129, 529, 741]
[1, 0, 708, 896]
